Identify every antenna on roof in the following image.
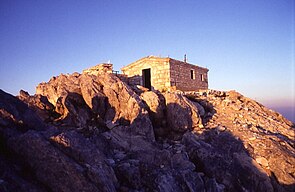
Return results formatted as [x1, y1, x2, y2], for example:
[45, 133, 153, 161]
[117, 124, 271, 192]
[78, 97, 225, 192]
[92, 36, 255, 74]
[184, 54, 187, 63]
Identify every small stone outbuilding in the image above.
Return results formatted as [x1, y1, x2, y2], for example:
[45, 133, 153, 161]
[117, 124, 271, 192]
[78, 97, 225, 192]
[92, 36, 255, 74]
[121, 56, 209, 92]
[82, 63, 113, 75]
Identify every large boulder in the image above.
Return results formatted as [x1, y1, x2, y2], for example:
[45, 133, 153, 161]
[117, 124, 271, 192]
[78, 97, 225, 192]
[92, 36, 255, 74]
[0, 153, 48, 192]
[36, 73, 155, 141]
[55, 92, 93, 127]
[36, 73, 81, 106]
[17, 90, 58, 122]
[79, 74, 106, 117]
[0, 89, 46, 131]
[36, 73, 94, 127]
[164, 93, 203, 133]
[182, 132, 274, 192]
[97, 73, 155, 141]
[50, 130, 118, 191]
[8, 130, 99, 192]
[140, 91, 165, 127]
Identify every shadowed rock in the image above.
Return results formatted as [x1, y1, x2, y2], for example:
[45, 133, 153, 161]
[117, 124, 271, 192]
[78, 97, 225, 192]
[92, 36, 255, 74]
[8, 130, 99, 192]
[164, 93, 203, 135]
[0, 70, 294, 192]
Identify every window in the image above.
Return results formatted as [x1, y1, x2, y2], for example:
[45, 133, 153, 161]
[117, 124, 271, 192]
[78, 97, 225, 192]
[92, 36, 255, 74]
[201, 74, 204, 81]
[190, 69, 195, 79]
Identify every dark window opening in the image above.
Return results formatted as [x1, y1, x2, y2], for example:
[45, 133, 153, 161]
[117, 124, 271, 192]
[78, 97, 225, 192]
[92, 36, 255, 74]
[142, 68, 151, 90]
[190, 69, 195, 79]
[201, 74, 204, 81]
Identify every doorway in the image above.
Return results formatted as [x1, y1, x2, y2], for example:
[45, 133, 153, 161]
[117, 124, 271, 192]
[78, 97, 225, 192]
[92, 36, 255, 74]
[142, 68, 151, 90]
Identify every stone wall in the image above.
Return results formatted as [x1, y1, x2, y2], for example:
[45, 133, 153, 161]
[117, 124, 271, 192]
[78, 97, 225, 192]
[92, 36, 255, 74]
[121, 56, 209, 92]
[169, 59, 208, 91]
[83, 63, 113, 76]
[121, 56, 171, 91]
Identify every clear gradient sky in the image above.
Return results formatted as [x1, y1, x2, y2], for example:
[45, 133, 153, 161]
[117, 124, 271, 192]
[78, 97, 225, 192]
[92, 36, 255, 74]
[0, 0, 294, 121]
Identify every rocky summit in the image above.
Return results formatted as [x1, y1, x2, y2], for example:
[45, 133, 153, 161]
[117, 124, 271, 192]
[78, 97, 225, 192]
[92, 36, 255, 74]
[0, 71, 294, 192]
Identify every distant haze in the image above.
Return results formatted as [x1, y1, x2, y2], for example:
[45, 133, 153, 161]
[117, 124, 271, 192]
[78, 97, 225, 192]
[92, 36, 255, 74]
[272, 106, 294, 123]
[263, 104, 295, 123]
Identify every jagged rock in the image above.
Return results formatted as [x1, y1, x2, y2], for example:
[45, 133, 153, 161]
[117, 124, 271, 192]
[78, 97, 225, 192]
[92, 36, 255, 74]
[188, 90, 295, 191]
[36, 73, 155, 140]
[55, 92, 93, 127]
[105, 120, 119, 129]
[98, 73, 154, 141]
[8, 130, 99, 192]
[181, 171, 205, 192]
[140, 91, 165, 127]
[216, 125, 226, 132]
[36, 74, 95, 127]
[115, 160, 142, 189]
[255, 156, 269, 167]
[18, 90, 58, 121]
[151, 170, 206, 192]
[153, 173, 183, 192]
[164, 93, 203, 133]
[50, 130, 118, 191]
[171, 152, 195, 171]
[233, 152, 273, 192]
[1, 67, 294, 192]
[0, 149, 48, 192]
[36, 73, 82, 106]
[205, 178, 224, 192]
[192, 101, 206, 117]
[131, 85, 150, 95]
[182, 132, 274, 192]
[79, 74, 106, 117]
[0, 89, 46, 131]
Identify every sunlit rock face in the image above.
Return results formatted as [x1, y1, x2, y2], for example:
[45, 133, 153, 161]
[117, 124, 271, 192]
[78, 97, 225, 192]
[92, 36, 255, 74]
[0, 69, 294, 192]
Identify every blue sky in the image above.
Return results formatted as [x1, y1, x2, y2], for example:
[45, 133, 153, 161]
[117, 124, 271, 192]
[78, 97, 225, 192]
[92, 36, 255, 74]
[0, 0, 294, 120]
